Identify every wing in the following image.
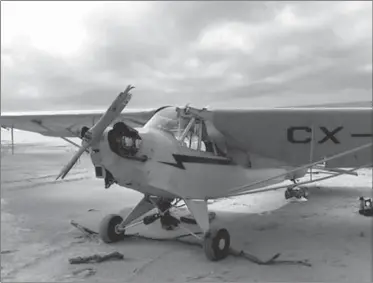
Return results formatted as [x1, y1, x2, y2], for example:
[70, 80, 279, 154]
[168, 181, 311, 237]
[208, 107, 372, 168]
[0, 108, 160, 138]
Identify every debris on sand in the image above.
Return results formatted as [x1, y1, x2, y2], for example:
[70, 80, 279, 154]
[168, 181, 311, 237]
[229, 248, 312, 267]
[88, 208, 99, 212]
[69, 251, 124, 264]
[70, 220, 98, 242]
[72, 267, 96, 277]
[1, 250, 18, 255]
[60, 267, 97, 281]
[70, 220, 311, 267]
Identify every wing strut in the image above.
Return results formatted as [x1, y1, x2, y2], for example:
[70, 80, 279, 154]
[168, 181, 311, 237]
[313, 166, 358, 176]
[226, 141, 372, 196]
[230, 162, 372, 197]
[11, 125, 14, 155]
[31, 120, 89, 153]
[309, 124, 315, 181]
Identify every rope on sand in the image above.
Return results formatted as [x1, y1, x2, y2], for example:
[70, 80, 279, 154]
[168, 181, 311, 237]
[69, 220, 311, 267]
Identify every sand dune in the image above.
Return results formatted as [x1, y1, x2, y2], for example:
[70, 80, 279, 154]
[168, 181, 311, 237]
[1, 145, 372, 282]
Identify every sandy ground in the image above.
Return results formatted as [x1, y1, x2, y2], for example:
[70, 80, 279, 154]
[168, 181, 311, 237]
[1, 143, 372, 282]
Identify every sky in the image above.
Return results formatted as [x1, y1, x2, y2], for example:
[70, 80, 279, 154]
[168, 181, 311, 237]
[1, 1, 372, 113]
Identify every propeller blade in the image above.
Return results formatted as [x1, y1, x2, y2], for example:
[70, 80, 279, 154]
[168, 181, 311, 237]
[85, 85, 134, 144]
[56, 85, 135, 180]
[56, 143, 89, 180]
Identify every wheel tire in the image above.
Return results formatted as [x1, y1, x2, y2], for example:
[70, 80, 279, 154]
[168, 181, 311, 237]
[285, 189, 292, 199]
[180, 216, 197, 225]
[203, 228, 230, 261]
[99, 214, 126, 243]
[302, 187, 309, 198]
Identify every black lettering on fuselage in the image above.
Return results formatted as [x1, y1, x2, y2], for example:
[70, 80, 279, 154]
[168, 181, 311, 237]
[287, 127, 312, 144]
[318, 126, 343, 144]
[287, 126, 344, 144]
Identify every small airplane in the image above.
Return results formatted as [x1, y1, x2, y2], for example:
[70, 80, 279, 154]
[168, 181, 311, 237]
[1, 85, 372, 261]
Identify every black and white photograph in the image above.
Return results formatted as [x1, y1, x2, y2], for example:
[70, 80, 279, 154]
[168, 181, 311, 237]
[1, 1, 372, 282]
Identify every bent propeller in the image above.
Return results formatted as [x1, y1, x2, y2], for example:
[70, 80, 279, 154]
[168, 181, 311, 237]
[56, 85, 135, 180]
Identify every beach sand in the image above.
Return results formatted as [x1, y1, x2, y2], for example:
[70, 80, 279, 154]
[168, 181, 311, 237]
[1, 143, 372, 282]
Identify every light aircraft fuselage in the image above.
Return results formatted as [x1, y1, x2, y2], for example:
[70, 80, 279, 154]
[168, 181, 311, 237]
[89, 105, 372, 200]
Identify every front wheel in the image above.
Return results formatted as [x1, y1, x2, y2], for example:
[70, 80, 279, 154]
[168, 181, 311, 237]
[203, 228, 230, 261]
[99, 214, 126, 243]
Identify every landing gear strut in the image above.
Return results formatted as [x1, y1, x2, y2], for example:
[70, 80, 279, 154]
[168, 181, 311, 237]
[158, 198, 179, 230]
[99, 196, 155, 243]
[99, 196, 181, 243]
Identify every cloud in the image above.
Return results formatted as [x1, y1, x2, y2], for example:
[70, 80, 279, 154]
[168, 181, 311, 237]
[1, 1, 372, 112]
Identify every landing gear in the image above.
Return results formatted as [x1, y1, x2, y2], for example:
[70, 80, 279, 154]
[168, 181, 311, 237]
[99, 214, 126, 243]
[284, 189, 292, 199]
[359, 197, 373, 216]
[285, 179, 309, 200]
[99, 196, 180, 244]
[99, 196, 155, 243]
[99, 196, 231, 262]
[285, 186, 309, 199]
[158, 198, 179, 230]
[183, 199, 231, 261]
[203, 228, 231, 261]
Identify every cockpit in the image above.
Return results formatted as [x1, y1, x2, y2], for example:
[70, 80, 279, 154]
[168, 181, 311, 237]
[145, 106, 224, 155]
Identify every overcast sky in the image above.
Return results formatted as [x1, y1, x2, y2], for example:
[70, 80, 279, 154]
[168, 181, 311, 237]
[1, 1, 372, 112]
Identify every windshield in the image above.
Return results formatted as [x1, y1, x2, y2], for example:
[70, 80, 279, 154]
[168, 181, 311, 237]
[145, 106, 214, 153]
[145, 107, 190, 137]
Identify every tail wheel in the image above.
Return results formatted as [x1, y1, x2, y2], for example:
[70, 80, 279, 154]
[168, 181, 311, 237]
[203, 228, 230, 261]
[301, 187, 309, 198]
[99, 214, 126, 243]
[285, 189, 292, 199]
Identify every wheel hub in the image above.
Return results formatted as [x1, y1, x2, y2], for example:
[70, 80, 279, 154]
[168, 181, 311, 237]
[114, 224, 122, 234]
[218, 238, 226, 250]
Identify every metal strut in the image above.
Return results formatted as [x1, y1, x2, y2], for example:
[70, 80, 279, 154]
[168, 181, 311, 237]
[313, 166, 358, 176]
[177, 106, 210, 153]
[227, 142, 373, 196]
[197, 120, 203, 151]
[230, 162, 372, 197]
[178, 117, 196, 143]
[309, 124, 315, 181]
[31, 120, 89, 153]
[11, 125, 14, 155]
